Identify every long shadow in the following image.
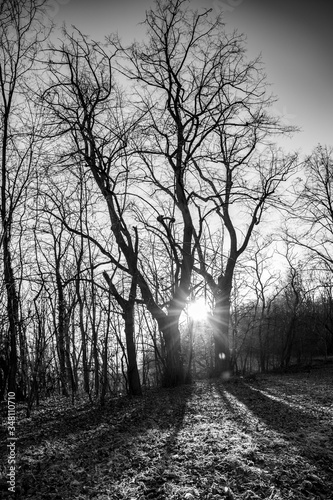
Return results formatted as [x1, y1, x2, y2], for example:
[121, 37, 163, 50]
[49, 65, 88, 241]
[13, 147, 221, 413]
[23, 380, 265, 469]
[6, 383, 193, 499]
[1, 388, 172, 455]
[214, 379, 333, 476]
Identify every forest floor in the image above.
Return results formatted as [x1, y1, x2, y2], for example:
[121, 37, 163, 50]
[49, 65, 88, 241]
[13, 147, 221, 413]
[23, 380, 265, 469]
[1, 362, 333, 500]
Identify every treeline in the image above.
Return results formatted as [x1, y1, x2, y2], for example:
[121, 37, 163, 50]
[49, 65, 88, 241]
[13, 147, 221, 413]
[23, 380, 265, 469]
[0, 0, 332, 410]
[231, 266, 333, 374]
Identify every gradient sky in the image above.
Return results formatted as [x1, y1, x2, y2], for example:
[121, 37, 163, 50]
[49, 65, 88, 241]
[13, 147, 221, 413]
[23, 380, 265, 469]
[53, 0, 332, 156]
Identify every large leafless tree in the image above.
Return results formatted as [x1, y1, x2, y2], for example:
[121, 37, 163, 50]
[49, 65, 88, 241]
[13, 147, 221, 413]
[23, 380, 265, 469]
[119, 0, 298, 376]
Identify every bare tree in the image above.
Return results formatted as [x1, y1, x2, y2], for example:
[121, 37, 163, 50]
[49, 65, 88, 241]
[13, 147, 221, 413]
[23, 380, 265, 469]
[0, 0, 50, 393]
[291, 145, 333, 267]
[41, 27, 188, 386]
[244, 236, 282, 372]
[119, 0, 298, 376]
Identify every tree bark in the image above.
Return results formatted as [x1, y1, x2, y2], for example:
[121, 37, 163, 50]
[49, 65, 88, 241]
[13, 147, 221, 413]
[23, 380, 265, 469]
[1, 84, 19, 395]
[103, 270, 142, 396]
[161, 308, 184, 387]
[3, 234, 19, 393]
[55, 262, 69, 397]
[123, 300, 142, 396]
[281, 317, 297, 369]
[211, 293, 232, 377]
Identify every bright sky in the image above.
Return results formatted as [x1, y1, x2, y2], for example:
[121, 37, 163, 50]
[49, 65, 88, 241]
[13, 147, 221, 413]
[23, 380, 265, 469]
[51, 0, 332, 157]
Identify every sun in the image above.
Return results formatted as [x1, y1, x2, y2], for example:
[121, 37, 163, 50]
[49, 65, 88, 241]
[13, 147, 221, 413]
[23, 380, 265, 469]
[187, 297, 210, 321]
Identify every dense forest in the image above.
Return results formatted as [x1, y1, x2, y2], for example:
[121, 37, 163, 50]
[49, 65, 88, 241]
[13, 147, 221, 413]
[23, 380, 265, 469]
[1, 0, 333, 411]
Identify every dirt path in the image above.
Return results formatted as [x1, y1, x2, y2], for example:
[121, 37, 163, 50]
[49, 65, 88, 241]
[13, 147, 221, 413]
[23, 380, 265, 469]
[1, 368, 332, 499]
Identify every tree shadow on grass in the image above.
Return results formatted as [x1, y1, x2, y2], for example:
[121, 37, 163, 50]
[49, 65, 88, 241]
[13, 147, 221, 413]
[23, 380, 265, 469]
[214, 379, 333, 477]
[9, 383, 193, 499]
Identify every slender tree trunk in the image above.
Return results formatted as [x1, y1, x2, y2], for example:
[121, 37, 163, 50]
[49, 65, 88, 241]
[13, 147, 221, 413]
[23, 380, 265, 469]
[76, 173, 90, 394]
[3, 234, 19, 393]
[89, 261, 99, 396]
[100, 299, 111, 405]
[281, 317, 297, 369]
[103, 271, 142, 396]
[0, 356, 9, 400]
[258, 310, 267, 373]
[65, 311, 75, 396]
[1, 105, 19, 394]
[55, 266, 69, 397]
[78, 287, 90, 394]
[185, 319, 194, 383]
[123, 300, 142, 396]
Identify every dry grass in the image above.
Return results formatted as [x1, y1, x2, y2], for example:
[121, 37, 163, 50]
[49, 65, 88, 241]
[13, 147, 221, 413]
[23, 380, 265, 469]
[0, 363, 332, 499]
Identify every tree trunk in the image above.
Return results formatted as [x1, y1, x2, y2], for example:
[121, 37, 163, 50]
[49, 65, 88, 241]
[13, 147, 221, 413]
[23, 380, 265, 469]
[65, 315, 75, 396]
[258, 312, 267, 373]
[161, 307, 184, 387]
[123, 300, 142, 396]
[75, 240, 90, 394]
[185, 319, 194, 383]
[78, 285, 90, 394]
[281, 317, 297, 369]
[0, 355, 9, 400]
[89, 274, 99, 396]
[100, 300, 111, 406]
[1, 109, 19, 395]
[55, 267, 69, 397]
[103, 271, 142, 396]
[3, 234, 19, 394]
[211, 278, 233, 378]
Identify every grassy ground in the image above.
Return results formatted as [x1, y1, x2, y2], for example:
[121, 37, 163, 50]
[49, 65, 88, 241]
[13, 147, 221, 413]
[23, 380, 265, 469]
[1, 363, 332, 499]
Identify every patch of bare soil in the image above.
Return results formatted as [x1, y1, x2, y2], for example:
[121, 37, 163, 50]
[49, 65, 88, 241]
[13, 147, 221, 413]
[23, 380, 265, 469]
[0, 365, 332, 499]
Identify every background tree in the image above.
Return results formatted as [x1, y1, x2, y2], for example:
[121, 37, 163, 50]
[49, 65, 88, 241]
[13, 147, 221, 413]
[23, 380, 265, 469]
[0, 0, 50, 393]
[241, 236, 282, 372]
[291, 145, 333, 267]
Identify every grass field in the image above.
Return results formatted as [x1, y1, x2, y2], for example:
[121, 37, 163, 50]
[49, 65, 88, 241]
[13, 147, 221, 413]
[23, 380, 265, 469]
[1, 362, 332, 499]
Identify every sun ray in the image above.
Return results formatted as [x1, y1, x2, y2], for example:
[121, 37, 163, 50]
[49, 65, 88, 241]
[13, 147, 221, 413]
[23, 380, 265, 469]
[188, 298, 209, 321]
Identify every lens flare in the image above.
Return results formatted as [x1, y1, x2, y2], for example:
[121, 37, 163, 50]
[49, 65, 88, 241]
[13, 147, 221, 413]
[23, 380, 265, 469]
[188, 298, 209, 321]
